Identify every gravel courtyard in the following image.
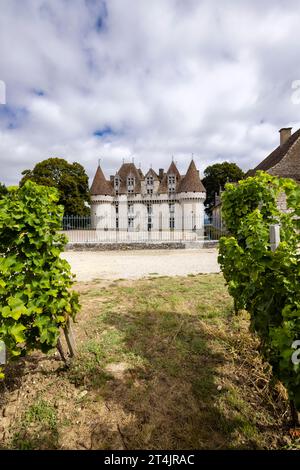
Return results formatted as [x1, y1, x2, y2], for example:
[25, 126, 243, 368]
[62, 248, 220, 281]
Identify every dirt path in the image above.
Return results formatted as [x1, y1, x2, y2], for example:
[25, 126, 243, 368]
[62, 248, 220, 281]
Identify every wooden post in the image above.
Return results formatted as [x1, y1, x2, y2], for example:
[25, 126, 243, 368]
[64, 318, 76, 358]
[57, 338, 67, 363]
[269, 224, 280, 252]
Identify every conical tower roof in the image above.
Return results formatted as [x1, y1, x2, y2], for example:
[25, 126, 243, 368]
[167, 161, 181, 178]
[90, 164, 113, 196]
[179, 160, 206, 193]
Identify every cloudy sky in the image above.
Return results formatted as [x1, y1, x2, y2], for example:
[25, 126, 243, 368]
[1, 0, 300, 186]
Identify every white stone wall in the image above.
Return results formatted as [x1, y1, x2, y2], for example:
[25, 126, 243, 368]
[91, 195, 114, 229]
[179, 192, 206, 231]
[91, 192, 206, 235]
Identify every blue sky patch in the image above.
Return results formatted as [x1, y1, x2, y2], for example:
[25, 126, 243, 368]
[0, 105, 28, 130]
[93, 126, 115, 138]
[32, 89, 46, 96]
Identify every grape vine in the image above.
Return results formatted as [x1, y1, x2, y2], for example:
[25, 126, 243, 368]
[218, 172, 300, 416]
[0, 181, 80, 377]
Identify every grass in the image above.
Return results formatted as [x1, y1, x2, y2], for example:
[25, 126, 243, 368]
[1, 273, 294, 449]
[11, 400, 58, 450]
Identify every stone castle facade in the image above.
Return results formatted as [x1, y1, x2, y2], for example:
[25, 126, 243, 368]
[90, 160, 206, 233]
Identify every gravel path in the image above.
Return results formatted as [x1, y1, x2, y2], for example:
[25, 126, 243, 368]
[62, 249, 220, 281]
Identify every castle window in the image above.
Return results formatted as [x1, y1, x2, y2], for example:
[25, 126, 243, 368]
[128, 202, 134, 214]
[115, 203, 119, 215]
[127, 176, 135, 194]
[169, 202, 175, 213]
[146, 202, 152, 214]
[169, 216, 175, 229]
[147, 188, 153, 195]
[168, 174, 176, 193]
[128, 216, 134, 230]
[114, 176, 120, 189]
[146, 176, 153, 185]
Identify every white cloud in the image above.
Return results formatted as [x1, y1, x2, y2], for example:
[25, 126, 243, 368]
[1, 0, 300, 185]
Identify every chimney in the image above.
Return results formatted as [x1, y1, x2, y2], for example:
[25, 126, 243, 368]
[159, 168, 164, 180]
[279, 127, 292, 147]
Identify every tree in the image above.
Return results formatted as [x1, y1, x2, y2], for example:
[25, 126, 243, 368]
[20, 158, 90, 215]
[202, 162, 245, 215]
[0, 183, 7, 198]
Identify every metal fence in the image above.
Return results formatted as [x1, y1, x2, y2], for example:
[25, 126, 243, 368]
[204, 215, 225, 242]
[60, 215, 226, 244]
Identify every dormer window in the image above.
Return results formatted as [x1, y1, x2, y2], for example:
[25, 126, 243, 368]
[127, 176, 135, 194]
[114, 176, 120, 189]
[168, 174, 176, 193]
[146, 176, 153, 185]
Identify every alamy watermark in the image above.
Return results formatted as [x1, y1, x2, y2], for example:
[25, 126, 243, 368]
[0, 80, 6, 105]
[291, 340, 300, 365]
[291, 80, 300, 104]
[0, 341, 6, 365]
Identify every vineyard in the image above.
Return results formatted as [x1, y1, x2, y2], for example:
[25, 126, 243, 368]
[219, 172, 300, 423]
[0, 176, 300, 448]
[0, 181, 80, 377]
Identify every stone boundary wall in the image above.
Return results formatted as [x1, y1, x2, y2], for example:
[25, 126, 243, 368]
[65, 242, 185, 251]
[64, 241, 219, 251]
